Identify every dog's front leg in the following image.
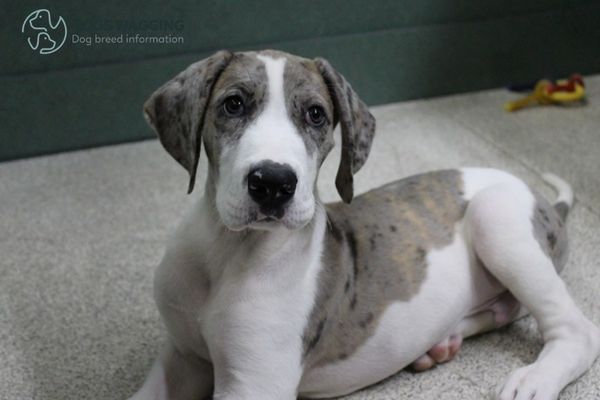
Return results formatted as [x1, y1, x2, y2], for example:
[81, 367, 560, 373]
[128, 343, 213, 400]
[211, 363, 300, 400]
[209, 335, 303, 400]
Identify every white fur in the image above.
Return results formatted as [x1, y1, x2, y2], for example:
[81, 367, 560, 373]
[203, 208, 326, 399]
[216, 55, 317, 231]
[463, 171, 599, 400]
[130, 196, 326, 400]
[129, 359, 167, 400]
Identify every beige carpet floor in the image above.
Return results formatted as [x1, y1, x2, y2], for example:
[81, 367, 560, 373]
[1, 76, 599, 399]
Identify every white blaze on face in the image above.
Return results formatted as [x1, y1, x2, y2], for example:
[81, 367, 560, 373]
[215, 55, 317, 230]
[238, 56, 307, 174]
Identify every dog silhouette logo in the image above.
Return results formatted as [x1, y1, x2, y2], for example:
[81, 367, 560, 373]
[22, 9, 67, 55]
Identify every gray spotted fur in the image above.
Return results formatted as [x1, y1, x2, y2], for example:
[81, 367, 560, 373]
[532, 192, 569, 274]
[203, 53, 269, 169]
[282, 54, 335, 166]
[302, 170, 467, 367]
[144, 50, 234, 193]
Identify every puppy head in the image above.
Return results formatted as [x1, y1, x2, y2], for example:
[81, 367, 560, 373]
[144, 50, 375, 231]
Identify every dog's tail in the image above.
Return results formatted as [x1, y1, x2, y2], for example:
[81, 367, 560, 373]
[542, 173, 574, 221]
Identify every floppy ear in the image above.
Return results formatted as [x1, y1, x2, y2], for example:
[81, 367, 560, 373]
[143, 50, 233, 193]
[314, 58, 376, 203]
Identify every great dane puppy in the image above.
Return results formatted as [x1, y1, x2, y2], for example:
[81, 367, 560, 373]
[129, 50, 600, 400]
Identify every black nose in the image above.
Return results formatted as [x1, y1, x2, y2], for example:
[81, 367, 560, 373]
[247, 162, 297, 216]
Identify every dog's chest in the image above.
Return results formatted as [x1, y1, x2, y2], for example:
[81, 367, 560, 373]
[155, 221, 325, 367]
[200, 261, 315, 365]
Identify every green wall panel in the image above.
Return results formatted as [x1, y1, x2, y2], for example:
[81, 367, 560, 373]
[2, 0, 592, 75]
[1, 1, 599, 161]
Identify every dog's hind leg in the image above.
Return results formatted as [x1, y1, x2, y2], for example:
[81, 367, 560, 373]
[411, 292, 526, 371]
[128, 344, 213, 400]
[465, 182, 600, 400]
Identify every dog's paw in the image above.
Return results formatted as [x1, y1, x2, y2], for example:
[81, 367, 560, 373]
[410, 334, 463, 372]
[495, 364, 559, 400]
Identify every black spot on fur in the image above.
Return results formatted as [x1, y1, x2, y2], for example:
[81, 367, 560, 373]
[416, 246, 426, 261]
[344, 277, 351, 293]
[359, 312, 374, 328]
[369, 235, 377, 251]
[539, 207, 550, 223]
[328, 217, 343, 243]
[350, 293, 357, 310]
[390, 225, 397, 232]
[346, 230, 359, 279]
[306, 319, 326, 354]
[338, 353, 348, 360]
[547, 232, 557, 249]
[554, 202, 569, 221]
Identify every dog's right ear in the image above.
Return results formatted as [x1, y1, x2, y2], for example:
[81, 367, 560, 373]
[143, 50, 233, 193]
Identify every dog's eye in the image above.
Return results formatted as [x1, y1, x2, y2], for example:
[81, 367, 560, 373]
[223, 95, 245, 117]
[305, 105, 327, 127]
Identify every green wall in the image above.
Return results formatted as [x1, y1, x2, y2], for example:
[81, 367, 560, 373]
[2, 1, 599, 161]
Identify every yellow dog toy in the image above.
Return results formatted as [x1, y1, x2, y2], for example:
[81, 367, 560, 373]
[504, 74, 585, 112]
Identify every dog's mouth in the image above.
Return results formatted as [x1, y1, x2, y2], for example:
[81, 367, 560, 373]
[239, 215, 280, 232]
[256, 215, 278, 222]
[226, 207, 312, 232]
[251, 211, 284, 227]
[245, 208, 302, 231]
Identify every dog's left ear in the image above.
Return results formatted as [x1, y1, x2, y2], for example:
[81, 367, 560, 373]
[314, 58, 376, 203]
[143, 50, 234, 193]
